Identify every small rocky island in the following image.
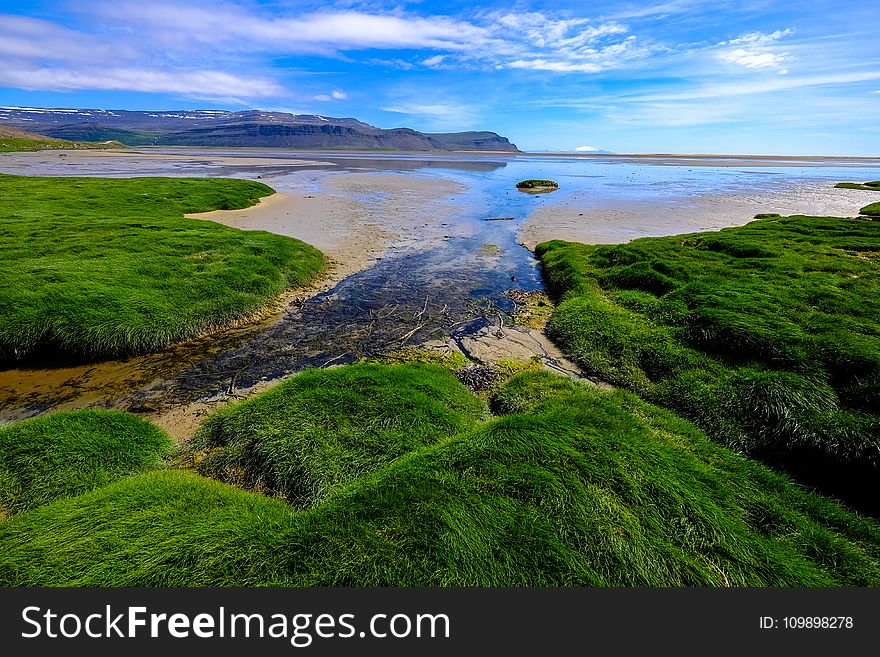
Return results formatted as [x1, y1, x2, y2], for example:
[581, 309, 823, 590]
[516, 179, 559, 193]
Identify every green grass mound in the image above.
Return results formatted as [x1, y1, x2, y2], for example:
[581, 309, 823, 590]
[835, 181, 880, 190]
[536, 214, 880, 512]
[0, 174, 324, 362]
[0, 410, 172, 514]
[860, 202, 880, 217]
[0, 138, 124, 152]
[3, 371, 879, 586]
[516, 179, 559, 189]
[0, 470, 296, 586]
[191, 363, 488, 507]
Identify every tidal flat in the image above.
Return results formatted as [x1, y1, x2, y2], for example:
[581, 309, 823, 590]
[1, 149, 878, 430]
[3, 148, 880, 586]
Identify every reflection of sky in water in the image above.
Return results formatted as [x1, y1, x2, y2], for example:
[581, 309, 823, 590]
[420, 157, 880, 208]
[245, 151, 880, 220]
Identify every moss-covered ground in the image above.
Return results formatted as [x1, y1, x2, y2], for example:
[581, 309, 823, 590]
[1, 365, 879, 586]
[0, 174, 324, 362]
[536, 213, 880, 511]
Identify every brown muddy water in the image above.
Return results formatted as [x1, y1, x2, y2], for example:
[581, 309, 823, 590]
[2, 149, 879, 429]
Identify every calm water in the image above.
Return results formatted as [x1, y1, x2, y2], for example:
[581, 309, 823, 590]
[2, 151, 879, 418]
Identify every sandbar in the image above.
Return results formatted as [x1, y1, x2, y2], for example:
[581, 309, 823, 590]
[519, 181, 877, 248]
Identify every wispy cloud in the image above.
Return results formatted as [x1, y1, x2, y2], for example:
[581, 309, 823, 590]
[0, 65, 283, 99]
[632, 71, 880, 102]
[0, 11, 280, 100]
[313, 90, 348, 101]
[91, 3, 490, 53]
[382, 101, 479, 130]
[421, 55, 447, 68]
[0, 15, 138, 62]
[714, 29, 794, 73]
[604, 0, 706, 21]
[85, 3, 655, 76]
[480, 13, 652, 73]
[506, 36, 649, 72]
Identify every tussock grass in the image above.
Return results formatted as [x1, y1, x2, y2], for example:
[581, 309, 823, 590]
[860, 202, 880, 216]
[0, 174, 324, 362]
[536, 214, 880, 511]
[2, 370, 879, 586]
[191, 364, 488, 507]
[368, 347, 470, 370]
[835, 181, 880, 190]
[0, 410, 171, 514]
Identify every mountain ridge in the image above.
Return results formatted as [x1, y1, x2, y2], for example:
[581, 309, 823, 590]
[0, 106, 519, 152]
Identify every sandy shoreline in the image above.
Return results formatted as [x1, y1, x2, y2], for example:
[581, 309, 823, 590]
[519, 181, 877, 249]
[189, 171, 468, 282]
[0, 148, 335, 176]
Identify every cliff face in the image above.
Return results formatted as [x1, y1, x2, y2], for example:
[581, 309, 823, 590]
[0, 107, 519, 151]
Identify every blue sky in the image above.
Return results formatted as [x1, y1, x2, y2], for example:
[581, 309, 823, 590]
[1, 0, 878, 154]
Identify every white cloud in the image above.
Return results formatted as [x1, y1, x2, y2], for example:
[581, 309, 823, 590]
[484, 13, 646, 74]
[93, 3, 489, 53]
[0, 2, 663, 103]
[508, 59, 602, 73]
[0, 11, 281, 100]
[313, 90, 348, 101]
[0, 66, 283, 99]
[723, 29, 795, 46]
[504, 35, 648, 74]
[0, 14, 138, 62]
[494, 13, 627, 49]
[575, 145, 599, 151]
[421, 55, 447, 67]
[90, 3, 650, 77]
[717, 49, 789, 70]
[714, 29, 793, 73]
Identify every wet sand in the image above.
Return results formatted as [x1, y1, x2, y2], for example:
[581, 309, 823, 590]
[0, 148, 333, 175]
[519, 181, 877, 248]
[188, 171, 468, 281]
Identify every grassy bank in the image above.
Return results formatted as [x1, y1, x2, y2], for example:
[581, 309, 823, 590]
[192, 364, 488, 507]
[835, 181, 880, 190]
[0, 410, 171, 514]
[536, 213, 880, 512]
[1, 366, 879, 586]
[0, 174, 324, 362]
[860, 202, 880, 216]
[0, 138, 125, 152]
